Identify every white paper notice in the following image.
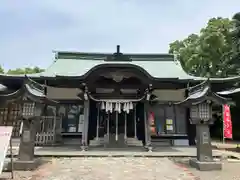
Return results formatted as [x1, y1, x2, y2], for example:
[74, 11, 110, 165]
[0, 126, 13, 175]
[166, 125, 173, 131]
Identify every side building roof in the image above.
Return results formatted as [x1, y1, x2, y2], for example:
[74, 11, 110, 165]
[0, 77, 57, 105]
[175, 79, 234, 106]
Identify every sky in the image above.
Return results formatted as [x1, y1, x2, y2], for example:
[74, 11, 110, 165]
[0, 0, 240, 70]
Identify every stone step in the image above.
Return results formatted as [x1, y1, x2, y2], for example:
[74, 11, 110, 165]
[126, 138, 143, 147]
[105, 134, 127, 148]
[151, 139, 172, 146]
[90, 137, 105, 146]
[90, 135, 144, 147]
[62, 138, 81, 145]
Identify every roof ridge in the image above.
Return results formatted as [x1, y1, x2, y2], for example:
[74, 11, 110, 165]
[55, 51, 174, 61]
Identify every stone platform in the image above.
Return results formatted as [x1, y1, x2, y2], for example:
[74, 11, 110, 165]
[7, 146, 240, 159]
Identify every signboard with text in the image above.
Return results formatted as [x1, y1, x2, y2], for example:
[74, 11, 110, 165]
[0, 126, 13, 175]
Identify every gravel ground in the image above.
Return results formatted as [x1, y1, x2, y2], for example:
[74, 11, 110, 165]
[1, 157, 240, 180]
[1, 157, 196, 180]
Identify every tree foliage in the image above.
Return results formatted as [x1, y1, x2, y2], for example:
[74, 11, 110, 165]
[169, 17, 239, 77]
[0, 66, 44, 75]
[6, 66, 44, 74]
[0, 66, 4, 73]
[231, 13, 240, 69]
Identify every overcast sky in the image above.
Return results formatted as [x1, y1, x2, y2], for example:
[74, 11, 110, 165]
[0, 0, 239, 70]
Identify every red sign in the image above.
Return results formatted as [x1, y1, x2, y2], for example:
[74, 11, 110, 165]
[223, 105, 233, 139]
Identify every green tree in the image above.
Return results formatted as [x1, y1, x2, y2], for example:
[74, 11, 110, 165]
[232, 12, 240, 50]
[0, 66, 4, 73]
[169, 17, 235, 77]
[7, 66, 44, 75]
[231, 12, 240, 72]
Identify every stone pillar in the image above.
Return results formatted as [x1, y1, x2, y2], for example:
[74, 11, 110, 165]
[81, 100, 90, 150]
[189, 122, 222, 171]
[18, 118, 37, 161]
[13, 118, 42, 170]
[196, 124, 213, 161]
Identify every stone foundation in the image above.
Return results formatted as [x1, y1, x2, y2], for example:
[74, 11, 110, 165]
[189, 158, 222, 171]
[4, 158, 45, 171]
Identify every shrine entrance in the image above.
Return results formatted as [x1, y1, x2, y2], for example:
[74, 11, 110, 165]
[89, 100, 145, 148]
[108, 111, 129, 147]
[82, 63, 152, 148]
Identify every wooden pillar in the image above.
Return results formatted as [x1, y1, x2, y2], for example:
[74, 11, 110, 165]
[55, 106, 62, 143]
[144, 102, 152, 151]
[82, 100, 90, 149]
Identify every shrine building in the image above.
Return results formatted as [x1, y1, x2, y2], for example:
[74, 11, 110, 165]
[0, 45, 237, 149]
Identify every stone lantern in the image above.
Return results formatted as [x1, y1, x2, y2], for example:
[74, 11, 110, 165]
[15, 78, 57, 170]
[18, 98, 46, 163]
[176, 80, 232, 171]
[189, 100, 218, 170]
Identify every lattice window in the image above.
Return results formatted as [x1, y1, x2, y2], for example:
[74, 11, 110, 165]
[22, 102, 35, 117]
[199, 103, 211, 119]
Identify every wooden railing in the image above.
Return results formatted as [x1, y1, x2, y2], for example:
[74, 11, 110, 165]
[35, 116, 61, 146]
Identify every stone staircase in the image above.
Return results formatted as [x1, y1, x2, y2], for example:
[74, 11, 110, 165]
[89, 134, 143, 148]
[151, 139, 172, 146]
[126, 137, 143, 147]
[62, 137, 81, 145]
[89, 137, 105, 146]
[105, 133, 127, 148]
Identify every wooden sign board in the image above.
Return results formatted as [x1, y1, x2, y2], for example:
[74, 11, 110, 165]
[0, 126, 13, 175]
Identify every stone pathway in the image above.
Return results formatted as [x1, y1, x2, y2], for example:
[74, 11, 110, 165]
[1, 158, 197, 180]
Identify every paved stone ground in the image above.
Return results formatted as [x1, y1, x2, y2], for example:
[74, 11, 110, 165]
[1, 157, 240, 180]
